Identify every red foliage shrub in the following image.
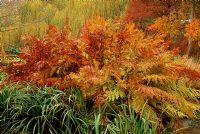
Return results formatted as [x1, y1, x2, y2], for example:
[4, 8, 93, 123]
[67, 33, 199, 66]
[6, 23, 88, 89]
[125, 0, 179, 22]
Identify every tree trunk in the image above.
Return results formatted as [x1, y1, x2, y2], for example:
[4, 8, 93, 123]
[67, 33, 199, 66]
[186, 0, 195, 56]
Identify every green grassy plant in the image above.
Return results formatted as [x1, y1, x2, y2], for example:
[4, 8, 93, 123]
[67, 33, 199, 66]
[0, 84, 155, 134]
[50, 0, 129, 35]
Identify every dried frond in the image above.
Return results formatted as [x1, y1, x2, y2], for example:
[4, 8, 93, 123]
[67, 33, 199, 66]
[129, 93, 158, 122]
[142, 74, 172, 85]
[93, 90, 107, 108]
[136, 85, 179, 104]
[160, 103, 187, 119]
[178, 98, 200, 119]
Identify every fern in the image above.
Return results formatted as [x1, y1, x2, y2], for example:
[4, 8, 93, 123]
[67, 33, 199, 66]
[75, 16, 200, 128]
[105, 85, 125, 102]
[159, 103, 187, 118]
[129, 94, 158, 123]
[135, 85, 179, 104]
[3, 16, 200, 130]
[142, 74, 172, 85]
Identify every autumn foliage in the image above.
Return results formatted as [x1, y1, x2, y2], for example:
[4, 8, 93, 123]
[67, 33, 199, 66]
[3, 16, 200, 129]
[125, 0, 180, 22]
[6, 22, 87, 88]
[185, 19, 200, 41]
[138, 1, 200, 56]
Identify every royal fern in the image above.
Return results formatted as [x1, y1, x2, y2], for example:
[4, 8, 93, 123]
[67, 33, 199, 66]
[3, 16, 200, 130]
[5, 22, 87, 89]
[73, 16, 200, 127]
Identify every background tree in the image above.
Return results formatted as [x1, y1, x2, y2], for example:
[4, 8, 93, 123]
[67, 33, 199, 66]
[135, 0, 200, 56]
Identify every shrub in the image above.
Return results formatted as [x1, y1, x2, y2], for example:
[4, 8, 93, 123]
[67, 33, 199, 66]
[3, 16, 200, 130]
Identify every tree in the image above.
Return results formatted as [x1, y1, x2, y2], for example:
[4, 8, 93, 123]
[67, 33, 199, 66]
[146, 0, 200, 56]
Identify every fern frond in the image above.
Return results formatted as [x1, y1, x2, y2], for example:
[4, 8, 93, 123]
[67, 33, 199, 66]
[177, 79, 200, 100]
[137, 44, 166, 58]
[159, 99, 200, 119]
[136, 36, 168, 58]
[160, 103, 187, 118]
[189, 88, 200, 98]
[164, 79, 200, 100]
[165, 62, 200, 80]
[142, 74, 172, 85]
[129, 94, 158, 122]
[183, 58, 200, 71]
[93, 90, 106, 108]
[137, 60, 163, 74]
[105, 86, 125, 102]
[178, 99, 200, 119]
[136, 85, 179, 104]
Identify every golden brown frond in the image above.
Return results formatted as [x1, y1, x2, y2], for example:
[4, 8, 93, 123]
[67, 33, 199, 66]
[93, 90, 107, 108]
[135, 35, 168, 58]
[142, 74, 172, 85]
[129, 94, 158, 123]
[136, 44, 168, 58]
[136, 85, 179, 104]
[190, 88, 200, 98]
[160, 103, 187, 119]
[178, 99, 200, 119]
[164, 62, 200, 80]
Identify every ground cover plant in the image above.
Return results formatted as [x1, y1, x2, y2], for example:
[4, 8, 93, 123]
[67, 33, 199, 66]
[0, 84, 156, 134]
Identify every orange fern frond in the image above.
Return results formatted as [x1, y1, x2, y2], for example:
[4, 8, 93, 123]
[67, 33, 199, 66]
[136, 85, 179, 104]
[129, 93, 159, 123]
[92, 90, 107, 108]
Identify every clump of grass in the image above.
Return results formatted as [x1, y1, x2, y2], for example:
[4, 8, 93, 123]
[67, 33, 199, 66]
[0, 0, 129, 50]
[19, 0, 129, 35]
[0, 84, 156, 134]
[51, 0, 129, 35]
